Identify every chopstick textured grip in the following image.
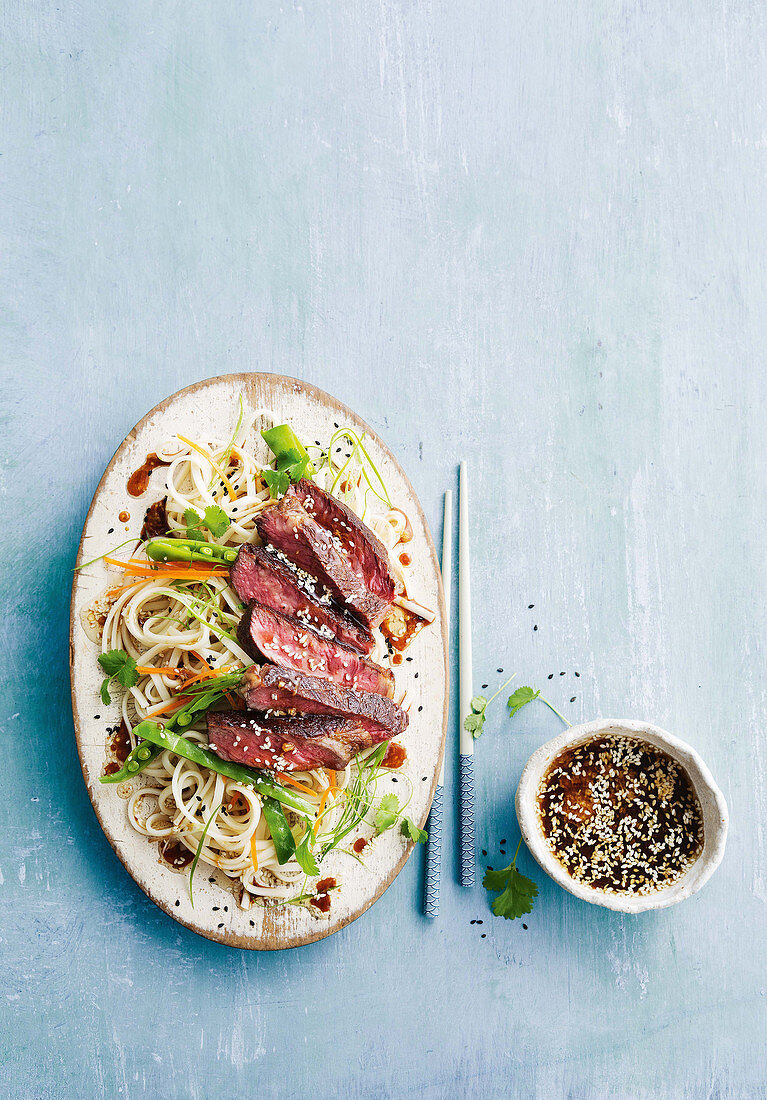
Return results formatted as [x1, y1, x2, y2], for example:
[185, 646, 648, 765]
[423, 784, 444, 917]
[459, 754, 475, 887]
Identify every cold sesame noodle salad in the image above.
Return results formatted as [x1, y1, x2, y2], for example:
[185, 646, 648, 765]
[81, 406, 432, 914]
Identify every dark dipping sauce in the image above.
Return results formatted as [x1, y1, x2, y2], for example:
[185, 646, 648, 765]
[127, 453, 170, 497]
[537, 735, 704, 895]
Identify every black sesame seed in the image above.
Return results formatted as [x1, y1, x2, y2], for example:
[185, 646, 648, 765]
[481, 849, 487, 856]
[481, 934, 486, 939]
[570, 697, 576, 703]
[533, 625, 538, 631]
[522, 923, 528, 930]
[528, 604, 534, 609]
[223, 906, 228, 912]
[560, 671, 565, 676]
[250, 920, 255, 927]
[212, 906, 219, 911]
[414, 672, 418, 679]
[482, 684, 488, 690]
[574, 671, 580, 678]
[418, 706, 423, 712]
[500, 840, 506, 845]
[548, 674, 553, 680]
[108, 527, 114, 534]
[392, 777, 398, 783]
[94, 715, 101, 720]
[421, 776, 427, 781]
[497, 668, 503, 673]
[217, 923, 224, 929]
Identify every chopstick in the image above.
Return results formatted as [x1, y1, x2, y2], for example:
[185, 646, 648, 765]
[424, 489, 452, 918]
[458, 460, 475, 887]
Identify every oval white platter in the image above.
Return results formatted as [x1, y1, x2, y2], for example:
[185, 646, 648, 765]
[70, 373, 448, 949]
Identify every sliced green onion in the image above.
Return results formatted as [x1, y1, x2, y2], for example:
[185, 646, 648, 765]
[189, 802, 222, 908]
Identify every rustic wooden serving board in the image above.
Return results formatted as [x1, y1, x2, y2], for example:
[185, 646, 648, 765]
[69, 374, 448, 949]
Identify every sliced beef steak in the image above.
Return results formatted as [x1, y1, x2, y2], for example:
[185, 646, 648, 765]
[207, 709, 389, 772]
[237, 602, 394, 697]
[229, 544, 373, 655]
[255, 493, 389, 629]
[241, 665, 408, 737]
[291, 479, 397, 602]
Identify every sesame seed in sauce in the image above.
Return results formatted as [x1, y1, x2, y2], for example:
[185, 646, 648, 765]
[537, 735, 704, 895]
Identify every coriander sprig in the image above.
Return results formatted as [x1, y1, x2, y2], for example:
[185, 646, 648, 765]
[97, 649, 139, 705]
[483, 840, 538, 920]
[464, 673, 518, 738]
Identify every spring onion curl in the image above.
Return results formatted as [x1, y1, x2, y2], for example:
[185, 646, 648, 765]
[91, 411, 421, 908]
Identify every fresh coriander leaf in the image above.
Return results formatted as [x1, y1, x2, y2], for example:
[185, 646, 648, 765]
[483, 841, 538, 920]
[374, 793, 400, 834]
[202, 505, 229, 537]
[400, 817, 427, 844]
[116, 655, 138, 690]
[489, 867, 538, 920]
[507, 686, 540, 718]
[98, 650, 131, 677]
[464, 712, 485, 737]
[262, 468, 290, 499]
[294, 829, 321, 876]
[100, 678, 112, 705]
[470, 695, 487, 713]
[184, 507, 202, 530]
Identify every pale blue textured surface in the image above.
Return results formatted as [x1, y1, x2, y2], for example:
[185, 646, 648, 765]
[2, 2, 766, 1097]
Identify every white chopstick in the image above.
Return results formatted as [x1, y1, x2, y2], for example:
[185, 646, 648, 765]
[458, 460, 475, 886]
[423, 490, 452, 917]
[438, 491, 452, 788]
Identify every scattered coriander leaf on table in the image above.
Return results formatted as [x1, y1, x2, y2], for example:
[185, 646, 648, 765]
[463, 675, 517, 739]
[483, 840, 538, 920]
[507, 686, 540, 716]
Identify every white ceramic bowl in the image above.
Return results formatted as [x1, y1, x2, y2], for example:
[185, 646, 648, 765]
[515, 719, 729, 913]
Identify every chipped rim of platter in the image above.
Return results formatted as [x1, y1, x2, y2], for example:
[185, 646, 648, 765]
[515, 719, 729, 913]
[69, 373, 448, 949]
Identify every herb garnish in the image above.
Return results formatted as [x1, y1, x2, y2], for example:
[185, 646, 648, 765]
[374, 793, 401, 834]
[189, 803, 222, 907]
[183, 505, 230, 539]
[483, 840, 538, 920]
[97, 649, 139, 705]
[400, 817, 428, 844]
[464, 674, 518, 738]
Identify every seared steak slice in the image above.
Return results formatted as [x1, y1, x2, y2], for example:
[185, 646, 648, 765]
[207, 709, 389, 772]
[256, 494, 389, 629]
[241, 664, 408, 737]
[292, 479, 396, 602]
[229, 544, 373, 655]
[237, 602, 394, 697]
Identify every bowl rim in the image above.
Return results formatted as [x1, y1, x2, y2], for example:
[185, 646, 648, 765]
[515, 718, 729, 913]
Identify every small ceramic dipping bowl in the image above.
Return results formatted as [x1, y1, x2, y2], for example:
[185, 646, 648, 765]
[515, 719, 729, 913]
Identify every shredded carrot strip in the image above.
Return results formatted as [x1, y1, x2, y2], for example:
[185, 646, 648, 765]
[250, 834, 259, 872]
[135, 666, 185, 676]
[325, 768, 336, 787]
[276, 773, 317, 796]
[144, 696, 190, 718]
[313, 784, 338, 839]
[176, 433, 237, 500]
[103, 557, 229, 579]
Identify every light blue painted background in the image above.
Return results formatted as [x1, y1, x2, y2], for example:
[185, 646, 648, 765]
[1, 2, 765, 1097]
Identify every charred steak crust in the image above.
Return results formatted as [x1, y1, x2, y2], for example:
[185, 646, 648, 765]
[207, 709, 389, 772]
[241, 664, 409, 737]
[229, 543, 373, 654]
[291, 479, 397, 601]
[255, 494, 389, 628]
[237, 601, 394, 697]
